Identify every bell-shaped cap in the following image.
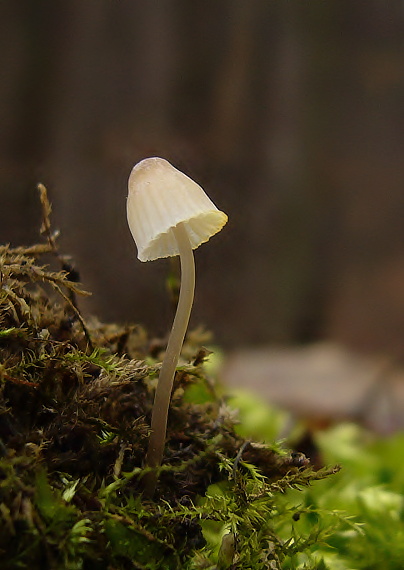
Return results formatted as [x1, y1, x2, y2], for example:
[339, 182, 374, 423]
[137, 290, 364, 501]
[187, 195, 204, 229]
[127, 157, 228, 261]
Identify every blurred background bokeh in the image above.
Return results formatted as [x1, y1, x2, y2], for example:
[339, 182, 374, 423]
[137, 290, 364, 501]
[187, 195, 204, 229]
[2, 1, 404, 367]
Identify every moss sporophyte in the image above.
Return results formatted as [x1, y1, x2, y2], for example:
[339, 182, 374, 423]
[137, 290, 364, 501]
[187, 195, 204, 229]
[126, 157, 228, 497]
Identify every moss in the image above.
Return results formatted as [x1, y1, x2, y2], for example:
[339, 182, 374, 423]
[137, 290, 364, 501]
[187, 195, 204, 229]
[0, 186, 341, 569]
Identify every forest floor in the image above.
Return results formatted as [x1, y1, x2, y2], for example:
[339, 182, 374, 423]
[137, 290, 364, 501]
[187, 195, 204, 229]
[222, 342, 404, 434]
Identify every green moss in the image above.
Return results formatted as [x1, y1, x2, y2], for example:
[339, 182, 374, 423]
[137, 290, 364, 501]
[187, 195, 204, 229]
[0, 186, 342, 569]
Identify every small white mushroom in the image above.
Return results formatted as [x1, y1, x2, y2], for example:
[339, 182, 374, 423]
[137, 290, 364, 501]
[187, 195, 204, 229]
[127, 157, 227, 496]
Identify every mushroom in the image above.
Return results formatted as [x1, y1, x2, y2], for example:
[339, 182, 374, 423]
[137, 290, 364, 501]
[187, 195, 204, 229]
[127, 157, 227, 496]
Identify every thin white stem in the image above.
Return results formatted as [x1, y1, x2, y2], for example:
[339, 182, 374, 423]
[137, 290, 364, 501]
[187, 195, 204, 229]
[143, 222, 195, 497]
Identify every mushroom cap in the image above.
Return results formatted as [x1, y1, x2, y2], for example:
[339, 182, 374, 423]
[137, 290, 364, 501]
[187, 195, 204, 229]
[127, 157, 228, 261]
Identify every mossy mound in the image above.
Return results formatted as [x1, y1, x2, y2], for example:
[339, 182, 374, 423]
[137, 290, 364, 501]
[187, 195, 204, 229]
[0, 187, 338, 569]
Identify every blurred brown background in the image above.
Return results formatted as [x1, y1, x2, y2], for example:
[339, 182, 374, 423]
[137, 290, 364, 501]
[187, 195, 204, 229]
[2, 0, 404, 357]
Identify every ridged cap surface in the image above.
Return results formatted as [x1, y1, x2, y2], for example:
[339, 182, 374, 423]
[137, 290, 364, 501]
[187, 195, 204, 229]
[127, 157, 228, 261]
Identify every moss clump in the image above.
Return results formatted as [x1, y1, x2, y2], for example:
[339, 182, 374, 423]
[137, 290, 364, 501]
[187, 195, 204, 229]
[0, 187, 341, 569]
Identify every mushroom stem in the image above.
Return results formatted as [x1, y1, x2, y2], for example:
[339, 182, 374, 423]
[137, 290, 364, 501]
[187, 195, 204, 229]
[143, 222, 195, 497]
